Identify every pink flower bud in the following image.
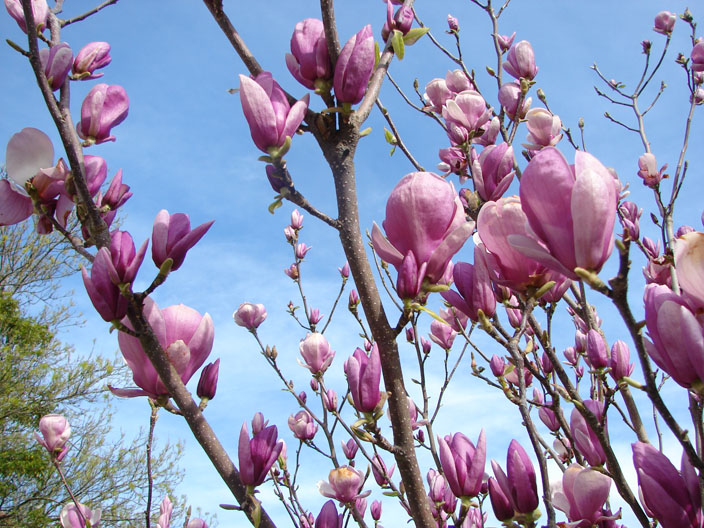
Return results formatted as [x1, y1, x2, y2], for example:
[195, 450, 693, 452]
[72, 41, 111, 79]
[371, 454, 395, 486]
[371, 500, 382, 521]
[653, 11, 676, 35]
[35, 414, 71, 461]
[152, 210, 213, 272]
[187, 520, 208, 528]
[315, 501, 341, 528]
[308, 307, 323, 325]
[239, 72, 309, 155]
[286, 19, 332, 91]
[338, 261, 350, 278]
[156, 496, 172, 528]
[341, 438, 358, 460]
[284, 263, 299, 280]
[4, 0, 48, 33]
[497, 32, 516, 53]
[441, 248, 496, 322]
[288, 410, 318, 440]
[197, 358, 220, 400]
[691, 41, 704, 72]
[619, 201, 641, 240]
[421, 337, 432, 355]
[348, 288, 359, 310]
[447, 14, 459, 32]
[538, 405, 561, 432]
[334, 25, 375, 104]
[344, 344, 381, 413]
[429, 319, 457, 350]
[238, 420, 284, 487]
[323, 388, 337, 411]
[637, 152, 667, 187]
[290, 208, 304, 229]
[523, 108, 562, 151]
[295, 242, 312, 259]
[503, 40, 538, 80]
[498, 81, 531, 119]
[490, 355, 505, 377]
[405, 326, 414, 342]
[472, 143, 515, 202]
[552, 464, 612, 526]
[59, 502, 102, 528]
[495, 439, 539, 514]
[233, 302, 267, 330]
[586, 329, 609, 369]
[318, 466, 368, 503]
[76, 83, 129, 145]
[569, 400, 607, 466]
[299, 332, 335, 374]
[674, 231, 704, 311]
[39, 42, 73, 91]
[609, 340, 634, 381]
[437, 430, 486, 498]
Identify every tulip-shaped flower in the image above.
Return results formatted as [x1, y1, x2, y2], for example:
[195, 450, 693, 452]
[371, 454, 396, 486]
[233, 302, 267, 330]
[333, 25, 375, 104]
[569, 400, 608, 466]
[82, 248, 128, 322]
[674, 231, 704, 311]
[503, 40, 538, 80]
[498, 82, 531, 120]
[315, 500, 342, 528]
[442, 90, 492, 144]
[288, 410, 318, 440]
[35, 414, 71, 461]
[299, 332, 335, 375]
[586, 329, 609, 369]
[344, 343, 381, 413]
[490, 440, 539, 517]
[151, 209, 214, 272]
[239, 72, 309, 156]
[72, 41, 112, 79]
[372, 172, 474, 292]
[318, 466, 369, 503]
[692, 41, 704, 72]
[156, 496, 172, 528]
[523, 108, 562, 151]
[112, 297, 214, 398]
[632, 442, 702, 528]
[4, 0, 48, 33]
[552, 464, 613, 527]
[187, 520, 208, 528]
[76, 83, 129, 145]
[60, 502, 102, 528]
[472, 143, 515, 202]
[637, 152, 667, 187]
[39, 42, 73, 91]
[643, 283, 704, 389]
[238, 419, 284, 487]
[516, 147, 619, 280]
[653, 11, 676, 35]
[286, 19, 333, 91]
[437, 429, 486, 498]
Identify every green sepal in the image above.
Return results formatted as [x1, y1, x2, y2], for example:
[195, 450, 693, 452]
[268, 196, 283, 214]
[384, 128, 397, 145]
[391, 29, 405, 59]
[359, 127, 372, 137]
[374, 41, 381, 68]
[403, 27, 430, 45]
[257, 155, 274, 163]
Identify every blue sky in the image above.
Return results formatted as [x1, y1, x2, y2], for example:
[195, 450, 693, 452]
[2, 1, 703, 526]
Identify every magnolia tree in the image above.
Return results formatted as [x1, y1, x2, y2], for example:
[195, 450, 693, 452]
[2, 0, 704, 527]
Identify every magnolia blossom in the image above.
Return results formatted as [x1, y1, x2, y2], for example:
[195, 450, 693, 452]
[288, 410, 318, 440]
[299, 332, 335, 374]
[437, 430, 486, 498]
[286, 19, 332, 91]
[523, 108, 562, 151]
[35, 414, 71, 461]
[111, 298, 214, 398]
[76, 83, 129, 145]
[318, 466, 369, 503]
[239, 72, 309, 154]
[60, 502, 102, 528]
[238, 419, 284, 487]
[673, 231, 704, 311]
[552, 464, 613, 526]
[333, 25, 375, 104]
[4, 0, 48, 33]
[653, 11, 676, 35]
[344, 344, 381, 413]
[442, 90, 493, 144]
[151, 209, 214, 271]
[637, 152, 667, 187]
[72, 41, 112, 79]
[490, 440, 539, 516]
[503, 40, 538, 80]
[233, 302, 267, 330]
[39, 42, 73, 91]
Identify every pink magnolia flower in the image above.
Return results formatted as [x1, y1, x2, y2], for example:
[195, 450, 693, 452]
[196, 358, 220, 400]
[586, 329, 609, 369]
[637, 152, 667, 187]
[39, 42, 73, 91]
[239, 72, 309, 155]
[632, 442, 702, 528]
[233, 302, 267, 330]
[151, 209, 213, 271]
[371, 172, 474, 290]
[72, 41, 111, 79]
[424, 78, 453, 114]
[691, 41, 704, 72]
[643, 283, 704, 388]
[35, 414, 71, 461]
[516, 147, 619, 280]
[569, 400, 607, 466]
[286, 19, 332, 91]
[471, 142, 515, 202]
[429, 319, 457, 349]
[371, 454, 395, 486]
[503, 40, 538, 80]
[60, 502, 102, 528]
[498, 81, 531, 119]
[299, 332, 335, 374]
[156, 496, 172, 528]
[523, 108, 562, 151]
[442, 90, 493, 144]
[318, 466, 369, 503]
[334, 25, 375, 104]
[288, 410, 318, 440]
[653, 11, 676, 35]
[187, 520, 209, 528]
[315, 501, 342, 528]
[497, 32, 516, 53]
[76, 83, 129, 145]
[490, 440, 539, 515]
[437, 430, 486, 498]
[238, 419, 284, 487]
[609, 340, 634, 381]
[552, 464, 613, 527]
[674, 231, 704, 311]
[111, 298, 214, 398]
[4, 0, 48, 33]
[344, 343, 381, 413]
[382, 0, 414, 40]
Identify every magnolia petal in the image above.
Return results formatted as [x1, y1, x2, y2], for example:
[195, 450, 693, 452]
[6, 128, 54, 185]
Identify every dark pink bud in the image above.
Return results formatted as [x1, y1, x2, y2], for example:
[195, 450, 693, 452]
[541, 352, 554, 374]
[83, 155, 107, 196]
[421, 337, 432, 355]
[298, 391, 307, 403]
[538, 405, 561, 432]
[39, 42, 73, 91]
[503, 40, 538, 80]
[239, 72, 309, 155]
[323, 389, 337, 412]
[315, 500, 341, 528]
[642, 236, 660, 259]
[354, 498, 367, 517]
[334, 26, 375, 104]
[504, 439, 539, 513]
[102, 168, 132, 211]
[497, 32, 516, 53]
[341, 438, 358, 460]
[490, 354, 505, 377]
[677, 225, 695, 238]
[286, 19, 332, 91]
[653, 11, 676, 35]
[76, 83, 129, 145]
[233, 302, 267, 330]
[299, 332, 335, 374]
[344, 343, 381, 413]
[437, 430, 486, 498]
[338, 261, 349, 278]
[197, 358, 220, 400]
[106, 230, 145, 284]
[371, 500, 382, 521]
[35, 414, 70, 461]
[72, 41, 111, 79]
[371, 454, 395, 487]
[619, 201, 641, 240]
[310, 377, 319, 391]
[441, 250, 496, 322]
[348, 289, 359, 310]
[4, 0, 48, 33]
[405, 326, 414, 342]
[288, 410, 318, 440]
[447, 14, 459, 32]
[429, 319, 457, 350]
[151, 210, 213, 272]
[396, 250, 424, 300]
[82, 248, 128, 322]
[505, 365, 533, 387]
[586, 329, 609, 369]
[609, 340, 634, 381]
[238, 421, 284, 487]
[488, 476, 514, 521]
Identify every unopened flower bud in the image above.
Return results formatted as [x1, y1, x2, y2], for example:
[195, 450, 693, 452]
[197, 358, 220, 400]
[653, 11, 676, 35]
[72, 41, 111, 79]
[39, 43, 73, 91]
[447, 14, 459, 32]
[234, 302, 267, 330]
